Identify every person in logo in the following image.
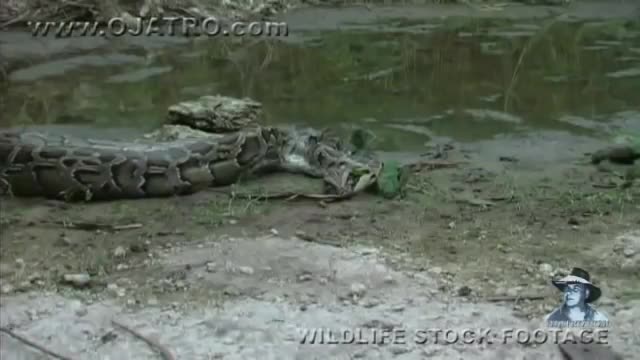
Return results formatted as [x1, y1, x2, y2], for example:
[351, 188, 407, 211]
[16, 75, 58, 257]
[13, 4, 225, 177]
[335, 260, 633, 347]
[546, 267, 609, 324]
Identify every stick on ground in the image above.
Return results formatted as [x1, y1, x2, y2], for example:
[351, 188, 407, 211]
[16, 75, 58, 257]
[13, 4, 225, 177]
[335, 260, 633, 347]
[0, 326, 76, 360]
[111, 319, 175, 360]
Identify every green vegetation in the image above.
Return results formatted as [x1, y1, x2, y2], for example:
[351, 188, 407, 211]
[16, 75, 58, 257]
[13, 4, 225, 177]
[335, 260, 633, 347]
[4, 17, 640, 150]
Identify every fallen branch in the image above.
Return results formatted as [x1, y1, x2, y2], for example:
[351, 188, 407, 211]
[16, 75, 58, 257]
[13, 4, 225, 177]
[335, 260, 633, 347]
[485, 294, 546, 302]
[52, 221, 143, 231]
[406, 160, 466, 172]
[210, 189, 358, 202]
[0, 326, 76, 360]
[111, 319, 175, 360]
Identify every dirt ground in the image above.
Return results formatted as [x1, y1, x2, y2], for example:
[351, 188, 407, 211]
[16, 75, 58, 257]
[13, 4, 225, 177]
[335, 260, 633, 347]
[1, 1, 640, 359]
[1, 129, 639, 358]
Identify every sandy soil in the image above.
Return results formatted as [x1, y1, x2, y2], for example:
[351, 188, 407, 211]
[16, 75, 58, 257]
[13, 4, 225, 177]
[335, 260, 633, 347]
[1, 131, 639, 358]
[1, 233, 638, 359]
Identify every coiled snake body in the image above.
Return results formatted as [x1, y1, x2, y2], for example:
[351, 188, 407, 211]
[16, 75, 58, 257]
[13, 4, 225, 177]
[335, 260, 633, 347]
[0, 96, 380, 202]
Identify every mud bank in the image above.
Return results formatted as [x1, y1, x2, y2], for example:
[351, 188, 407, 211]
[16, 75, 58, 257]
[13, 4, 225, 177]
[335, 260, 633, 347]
[279, 0, 640, 33]
[1, 235, 638, 360]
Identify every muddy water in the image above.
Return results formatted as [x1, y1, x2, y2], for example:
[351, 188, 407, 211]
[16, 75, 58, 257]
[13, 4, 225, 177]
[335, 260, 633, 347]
[1, 11, 639, 153]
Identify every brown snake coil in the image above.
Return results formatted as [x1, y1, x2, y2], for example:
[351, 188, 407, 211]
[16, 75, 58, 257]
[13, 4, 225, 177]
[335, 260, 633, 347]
[0, 127, 282, 201]
[0, 126, 380, 201]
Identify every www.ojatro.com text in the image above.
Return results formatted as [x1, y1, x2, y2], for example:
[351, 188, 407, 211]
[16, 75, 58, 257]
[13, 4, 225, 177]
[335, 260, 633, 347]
[28, 17, 289, 38]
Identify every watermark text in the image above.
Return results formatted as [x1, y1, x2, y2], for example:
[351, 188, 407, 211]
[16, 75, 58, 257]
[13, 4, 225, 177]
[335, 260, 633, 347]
[300, 327, 609, 346]
[28, 17, 288, 38]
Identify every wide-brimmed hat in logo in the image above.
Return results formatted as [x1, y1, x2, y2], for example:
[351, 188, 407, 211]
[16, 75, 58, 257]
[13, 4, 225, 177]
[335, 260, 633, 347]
[552, 267, 601, 303]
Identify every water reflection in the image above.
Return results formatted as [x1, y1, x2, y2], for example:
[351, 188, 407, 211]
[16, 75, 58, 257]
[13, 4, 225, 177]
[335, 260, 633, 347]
[1, 17, 639, 150]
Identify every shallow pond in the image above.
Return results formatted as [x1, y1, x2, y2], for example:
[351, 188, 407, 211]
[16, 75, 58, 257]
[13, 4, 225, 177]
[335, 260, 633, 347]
[1, 14, 639, 152]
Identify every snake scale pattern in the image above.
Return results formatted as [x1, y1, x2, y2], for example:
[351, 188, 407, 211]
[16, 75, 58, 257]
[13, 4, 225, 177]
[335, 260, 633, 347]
[0, 96, 380, 202]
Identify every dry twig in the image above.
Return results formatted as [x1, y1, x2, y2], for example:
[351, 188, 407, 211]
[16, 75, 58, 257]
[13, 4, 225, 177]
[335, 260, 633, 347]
[0, 326, 76, 360]
[111, 319, 176, 360]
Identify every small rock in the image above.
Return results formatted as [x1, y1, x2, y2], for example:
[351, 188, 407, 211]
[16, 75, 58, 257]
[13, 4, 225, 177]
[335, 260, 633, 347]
[568, 218, 579, 226]
[129, 243, 148, 253]
[389, 346, 410, 355]
[349, 283, 367, 299]
[352, 350, 367, 358]
[362, 299, 381, 308]
[101, 331, 118, 344]
[383, 275, 395, 284]
[62, 273, 91, 288]
[297, 273, 313, 282]
[506, 287, 520, 298]
[228, 219, 238, 225]
[447, 221, 456, 229]
[26, 309, 38, 320]
[147, 297, 159, 305]
[430, 267, 443, 275]
[113, 246, 127, 258]
[457, 286, 472, 297]
[539, 263, 553, 275]
[0, 263, 14, 276]
[237, 266, 254, 275]
[58, 235, 74, 246]
[75, 307, 88, 317]
[106, 283, 121, 296]
[390, 304, 405, 312]
[116, 264, 129, 271]
[206, 262, 216, 272]
[1, 284, 14, 294]
[358, 247, 378, 256]
[27, 272, 42, 283]
[270, 228, 279, 235]
[623, 247, 636, 258]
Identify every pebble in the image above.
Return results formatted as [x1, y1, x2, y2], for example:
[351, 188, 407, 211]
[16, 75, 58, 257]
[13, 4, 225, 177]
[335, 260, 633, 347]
[237, 266, 254, 275]
[623, 247, 636, 258]
[539, 263, 553, 275]
[506, 287, 520, 298]
[358, 247, 378, 256]
[457, 286, 472, 297]
[63, 273, 91, 288]
[75, 307, 88, 317]
[389, 346, 410, 355]
[113, 246, 127, 258]
[0, 263, 14, 276]
[349, 283, 367, 298]
[360, 297, 380, 308]
[107, 283, 125, 297]
[59, 235, 73, 246]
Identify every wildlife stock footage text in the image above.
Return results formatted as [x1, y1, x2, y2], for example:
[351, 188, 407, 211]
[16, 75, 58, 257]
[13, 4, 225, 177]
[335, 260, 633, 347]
[298, 326, 609, 346]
